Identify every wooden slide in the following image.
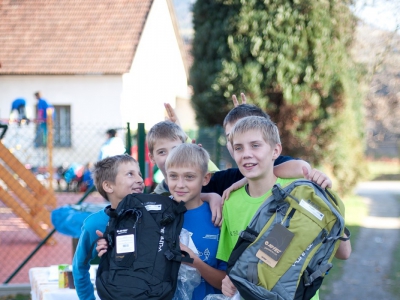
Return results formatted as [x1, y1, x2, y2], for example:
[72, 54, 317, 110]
[0, 142, 56, 241]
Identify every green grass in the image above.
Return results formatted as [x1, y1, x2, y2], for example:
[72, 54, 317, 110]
[367, 159, 400, 180]
[319, 225, 360, 296]
[388, 196, 400, 296]
[319, 194, 368, 297]
[342, 194, 369, 226]
[0, 295, 30, 300]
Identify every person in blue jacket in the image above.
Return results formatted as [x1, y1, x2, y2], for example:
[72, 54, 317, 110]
[72, 154, 144, 300]
[10, 98, 30, 125]
[34, 91, 53, 146]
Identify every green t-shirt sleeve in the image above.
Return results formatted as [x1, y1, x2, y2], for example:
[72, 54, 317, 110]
[277, 177, 298, 187]
[310, 290, 319, 300]
[217, 205, 233, 262]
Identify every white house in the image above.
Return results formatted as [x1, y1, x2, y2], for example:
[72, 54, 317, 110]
[0, 0, 194, 166]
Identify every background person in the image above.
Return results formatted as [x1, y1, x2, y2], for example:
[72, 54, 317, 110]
[98, 129, 126, 160]
[34, 91, 51, 146]
[10, 98, 29, 125]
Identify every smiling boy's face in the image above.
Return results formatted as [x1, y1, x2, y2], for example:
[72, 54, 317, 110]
[166, 164, 210, 210]
[232, 129, 281, 182]
[106, 161, 144, 207]
[149, 138, 183, 179]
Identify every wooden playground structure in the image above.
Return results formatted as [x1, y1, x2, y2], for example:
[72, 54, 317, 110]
[0, 109, 56, 241]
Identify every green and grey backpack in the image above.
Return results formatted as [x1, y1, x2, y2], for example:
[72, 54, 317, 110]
[226, 179, 350, 300]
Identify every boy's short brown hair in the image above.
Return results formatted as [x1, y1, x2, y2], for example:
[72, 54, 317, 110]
[229, 116, 281, 147]
[147, 121, 186, 155]
[223, 104, 270, 129]
[93, 154, 137, 200]
[165, 143, 209, 176]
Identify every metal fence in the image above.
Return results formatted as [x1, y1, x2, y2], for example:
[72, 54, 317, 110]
[0, 121, 231, 284]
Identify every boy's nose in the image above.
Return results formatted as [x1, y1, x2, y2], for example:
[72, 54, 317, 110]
[242, 146, 252, 158]
[177, 177, 185, 187]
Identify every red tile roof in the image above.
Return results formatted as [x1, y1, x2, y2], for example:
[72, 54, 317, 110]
[0, 0, 154, 74]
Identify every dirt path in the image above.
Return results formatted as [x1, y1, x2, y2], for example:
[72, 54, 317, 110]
[324, 181, 400, 300]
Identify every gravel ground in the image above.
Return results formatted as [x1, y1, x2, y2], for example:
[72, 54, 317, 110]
[323, 181, 400, 300]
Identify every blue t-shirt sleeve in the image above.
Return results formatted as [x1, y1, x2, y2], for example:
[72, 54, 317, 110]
[216, 259, 227, 271]
[274, 155, 298, 166]
[72, 224, 96, 300]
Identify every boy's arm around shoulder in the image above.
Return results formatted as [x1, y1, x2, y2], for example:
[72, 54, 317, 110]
[72, 227, 96, 300]
[200, 192, 222, 226]
[274, 158, 333, 189]
[273, 159, 310, 179]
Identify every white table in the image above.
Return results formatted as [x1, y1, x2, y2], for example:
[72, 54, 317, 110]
[29, 266, 100, 300]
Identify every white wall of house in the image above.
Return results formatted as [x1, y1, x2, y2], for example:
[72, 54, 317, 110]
[0, 75, 125, 167]
[0, 0, 194, 169]
[121, 0, 191, 131]
[0, 75, 123, 123]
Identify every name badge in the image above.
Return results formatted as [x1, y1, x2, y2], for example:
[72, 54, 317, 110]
[256, 223, 294, 268]
[115, 227, 136, 261]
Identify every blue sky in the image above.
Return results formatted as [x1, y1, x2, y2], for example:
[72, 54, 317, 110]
[352, 0, 399, 32]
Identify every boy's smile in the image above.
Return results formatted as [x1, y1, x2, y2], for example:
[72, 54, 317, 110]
[149, 138, 183, 179]
[232, 129, 280, 182]
[166, 165, 210, 209]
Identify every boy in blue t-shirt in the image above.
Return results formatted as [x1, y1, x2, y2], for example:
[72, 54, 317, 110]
[72, 154, 144, 300]
[165, 143, 226, 300]
[96, 144, 226, 299]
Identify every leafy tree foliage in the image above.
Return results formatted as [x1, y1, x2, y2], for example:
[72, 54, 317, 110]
[190, 0, 366, 194]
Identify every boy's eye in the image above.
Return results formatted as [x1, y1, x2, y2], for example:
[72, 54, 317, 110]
[157, 150, 166, 155]
[169, 174, 177, 179]
[234, 146, 242, 151]
[252, 144, 259, 148]
[185, 175, 195, 180]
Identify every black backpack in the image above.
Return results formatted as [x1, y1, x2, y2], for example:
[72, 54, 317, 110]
[95, 193, 192, 300]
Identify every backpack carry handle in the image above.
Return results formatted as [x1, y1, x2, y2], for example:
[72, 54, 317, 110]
[338, 227, 351, 241]
[325, 188, 339, 206]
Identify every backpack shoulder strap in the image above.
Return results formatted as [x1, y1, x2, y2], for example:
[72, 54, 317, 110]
[83, 205, 114, 265]
[83, 236, 105, 265]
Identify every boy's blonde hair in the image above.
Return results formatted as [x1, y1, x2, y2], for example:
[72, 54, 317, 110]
[147, 121, 186, 154]
[93, 154, 138, 200]
[165, 143, 209, 176]
[229, 116, 281, 147]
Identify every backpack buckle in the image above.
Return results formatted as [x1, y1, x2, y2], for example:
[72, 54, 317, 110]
[240, 230, 257, 243]
[272, 184, 286, 203]
[107, 233, 114, 247]
[160, 214, 175, 226]
[303, 269, 311, 286]
[164, 250, 175, 260]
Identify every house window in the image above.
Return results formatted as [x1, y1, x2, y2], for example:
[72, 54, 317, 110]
[35, 105, 71, 147]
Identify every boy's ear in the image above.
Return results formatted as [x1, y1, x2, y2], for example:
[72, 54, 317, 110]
[272, 143, 282, 160]
[102, 181, 113, 194]
[202, 172, 211, 186]
[148, 152, 156, 164]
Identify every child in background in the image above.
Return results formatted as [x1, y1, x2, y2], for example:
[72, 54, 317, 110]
[72, 154, 144, 300]
[202, 95, 332, 201]
[147, 120, 223, 225]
